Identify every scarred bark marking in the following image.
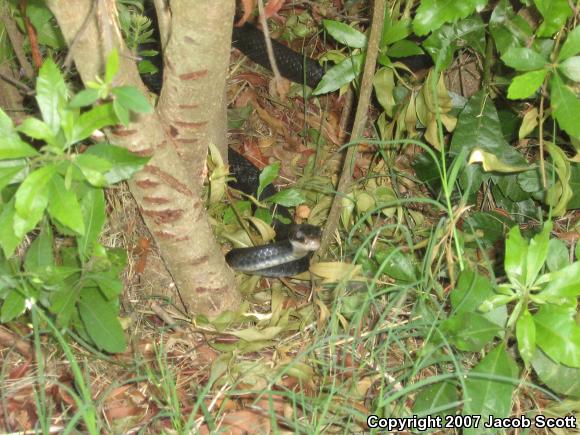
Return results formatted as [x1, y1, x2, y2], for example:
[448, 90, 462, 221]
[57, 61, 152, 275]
[179, 70, 208, 80]
[132, 148, 154, 157]
[111, 128, 137, 136]
[189, 255, 209, 266]
[153, 230, 176, 240]
[174, 121, 208, 129]
[178, 104, 199, 109]
[143, 165, 194, 197]
[169, 125, 179, 137]
[135, 179, 160, 189]
[175, 138, 198, 144]
[142, 208, 184, 223]
[143, 196, 170, 205]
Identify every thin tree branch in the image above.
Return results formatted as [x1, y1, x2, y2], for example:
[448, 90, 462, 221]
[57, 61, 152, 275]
[0, 4, 35, 80]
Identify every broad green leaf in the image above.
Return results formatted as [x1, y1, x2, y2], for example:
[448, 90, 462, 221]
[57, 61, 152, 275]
[534, 304, 580, 367]
[69, 88, 100, 108]
[382, 18, 410, 46]
[47, 175, 85, 235]
[88, 273, 123, 300]
[373, 68, 395, 116]
[489, 0, 533, 56]
[375, 248, 417, 282]
[84, 143, 149, 184]
[387, 40, 424, 58]
[413, 381, 457, 418]
[112, 99, 130, 126]
[531, 349, 580, 397]
[71, 103, 118, 144]
[0, 199, 22, 257]
[26, 1, 65, 49]
[14, 165, 56, 237]
[105, 49, 119, 83]
[526, 221, 551, 286]
[451, 269, 507, 327]
[546, 238, 569, 272]
[413, 0, 488, 36]
[36, 59, 68, 134]
[323, 19, 367, 48]
[112, 86, 153, 113]
[518, 107, 538, 139]
[257, 162, 279, 200]
[0, 163, 26, 192]
[78, 187, 106, 259]
[266, 189, 306, 207]
[463, 344, 519, 435]
[501, 47, 547, 71]
[558, 56, 580, 82]
[507, 69, 547, 100]
[550, 69, 580, 138]
[16, 117, 57, 145]
[504, 225, 527, 286]
[49, 281, 79, 327]
[74, 154, 112, 187]
[423, 16, 485, 69]
[0, 289, 26, 323]
[0, 109, 39, 160]
[540, 262, 580, 299]
[558, 26, 580, 61]
[441, 312, 501, 352]
[451, 91, 527, 167]
[516, 308, 535, 368]
[313, 54, 364, 95]
[24, 224, 54, 274]
[534, 0, 572, 37]
[79, 287, 127, 353]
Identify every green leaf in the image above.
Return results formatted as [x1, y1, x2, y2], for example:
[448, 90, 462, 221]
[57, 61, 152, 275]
[36, 58, 68, 134]
[382, 18, 410, 46]
[323, 19, 367, 48]
[16, 117, 57, 145]
[516, 308, 535, 368]
[313, 54, 364, 95]
[387, 40, 424, 58]
[49, 281, 79, 327]
[105, 49, 119, 84]
[463, 344, 519, 435]
[507, 69, 547, 100]
[558, 26, 580, 61]
[0, 289, 26, 323]
[0, 163, 26, 192]
[504, 225, 528, 286]
[526, 221, 551, 286]
[451, 269, 507, 327]
[546, 238, 569, 272]
[534, 304, 580, 367]
[77, 187, 106, 258]
[71, 103, 118, 144]
[265, 189, 306, 207]
[229, 326, 283, 341]
[489, 0, 533, 56]
[84, 144, 150, 184]
[540, 262, 580, 299]
[441, 312, 502, 352]
[0, 109, 39, 160]
[558, 56, 580, 82]
[373, 68, 396, 116]
[501, 47, 547, 71]
[69, 88, 100, 108]
[113, 99, 130, 126]
[14, 165, 56, 238]
[74, 154, 112, 187]
[534, 0, 572, 37]
[531, 349, 580, 397]
[26, 1, 65, 49]
[413, 0, 488, 36]
[47, 175, 85, 235]
[24, 224, 54, 274]
[451, 91, 527, 167]
[88, 273, 123, 300]
[112, 86, 153, 114]
[375, 248, 417, 282]
[550, 74, 580, 138]
[79, 287, 126, 353]
[545, 142, 573, 216]
[257, 162, 280, 200]
[0, 199, 22, 258]
[413, 381, 457, 418]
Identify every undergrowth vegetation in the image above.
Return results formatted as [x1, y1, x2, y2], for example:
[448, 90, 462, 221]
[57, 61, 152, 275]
[1, 0, 579, 433]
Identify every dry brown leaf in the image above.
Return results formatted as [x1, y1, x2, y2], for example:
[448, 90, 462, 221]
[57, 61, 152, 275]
[235, 0, 256, 26]
[264, 0, 285, 17]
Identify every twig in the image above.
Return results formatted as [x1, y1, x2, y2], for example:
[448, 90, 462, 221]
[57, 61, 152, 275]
[20, 0, 42, 70]
[257, 0, 284, 95]
[316, 0, 386, 258]
[0, 71, 34, 95]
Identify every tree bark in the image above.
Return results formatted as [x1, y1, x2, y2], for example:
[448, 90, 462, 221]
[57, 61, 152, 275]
[46, 0, 240, 316]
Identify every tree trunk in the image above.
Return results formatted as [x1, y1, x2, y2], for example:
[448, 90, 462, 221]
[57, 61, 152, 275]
[46, 0, 240, 316]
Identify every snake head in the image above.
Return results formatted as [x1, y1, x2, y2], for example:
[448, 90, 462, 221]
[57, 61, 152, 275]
[289, 224, 321, 253]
